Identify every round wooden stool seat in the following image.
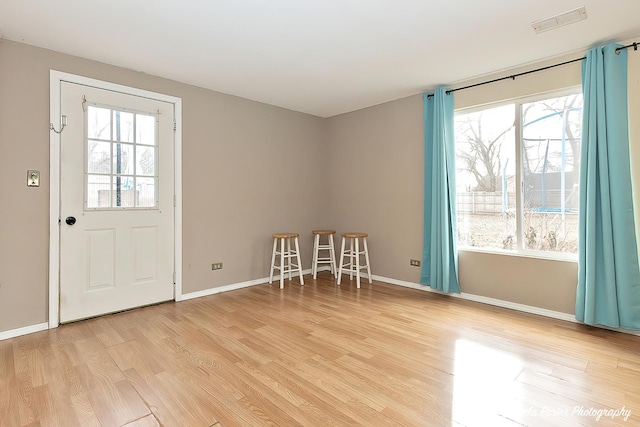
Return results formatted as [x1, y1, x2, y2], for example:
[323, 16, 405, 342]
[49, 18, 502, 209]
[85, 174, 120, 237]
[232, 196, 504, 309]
[312, 230, 336, 235]
[272, 232, 299, 239]
[342, 232, 368, 239]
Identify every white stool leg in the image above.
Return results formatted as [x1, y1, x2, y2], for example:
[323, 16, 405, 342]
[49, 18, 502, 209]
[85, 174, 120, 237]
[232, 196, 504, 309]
[287, 238, 293, 281]
[363, 237, 372, 283]
[329, 234, 337, 278]
[337, 236, 346, 285]
[312, 233, 320, 279]
[269, 238, 277, 284]
[355, 237, 361, 289]
[279, 237, 285, 289]
[349, 238, 354, 280]
[295, 236, 304, 285]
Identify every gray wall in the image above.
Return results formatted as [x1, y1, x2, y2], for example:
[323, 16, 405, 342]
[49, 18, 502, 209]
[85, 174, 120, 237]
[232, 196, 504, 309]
[2, 36, 640, 334]
[0, 40, 327, 332]
[326, 94, 425, 282]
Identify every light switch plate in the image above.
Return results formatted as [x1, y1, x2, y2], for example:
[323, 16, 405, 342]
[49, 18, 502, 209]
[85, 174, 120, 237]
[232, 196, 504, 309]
[27, 170, 40, 187]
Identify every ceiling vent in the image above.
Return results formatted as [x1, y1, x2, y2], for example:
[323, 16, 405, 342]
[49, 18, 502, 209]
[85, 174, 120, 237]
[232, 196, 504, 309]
[532, 6, 587, 34]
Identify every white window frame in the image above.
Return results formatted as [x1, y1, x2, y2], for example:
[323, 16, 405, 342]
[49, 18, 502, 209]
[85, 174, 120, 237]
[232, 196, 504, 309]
[455, 86, 582, 261]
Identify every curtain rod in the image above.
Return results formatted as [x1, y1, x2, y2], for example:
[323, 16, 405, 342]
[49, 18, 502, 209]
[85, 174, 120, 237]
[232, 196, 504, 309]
[426, 41, 638, 99]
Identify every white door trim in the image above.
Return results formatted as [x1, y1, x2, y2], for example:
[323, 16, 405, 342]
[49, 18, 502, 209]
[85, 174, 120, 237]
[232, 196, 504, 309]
[48, 70, 183, 328]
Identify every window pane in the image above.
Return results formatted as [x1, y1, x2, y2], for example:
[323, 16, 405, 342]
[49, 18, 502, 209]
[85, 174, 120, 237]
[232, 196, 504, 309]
[87, 175, 111, 208]
[136, 114, 155, 145]
[87, 140, 111, 174]
[113, 111, 134, 142]
[136, 146, 155, 176]
[522, 94, 582, 253]
[455, 104, 516, 250]
[137, 177, 156, 207]
[113, 176, 135, 207]
[113, 143, 134, 175]
[87, 106, 111, 140]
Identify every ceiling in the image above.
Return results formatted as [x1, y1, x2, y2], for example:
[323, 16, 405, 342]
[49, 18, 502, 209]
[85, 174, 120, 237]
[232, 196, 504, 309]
[1, 1, 639, 118]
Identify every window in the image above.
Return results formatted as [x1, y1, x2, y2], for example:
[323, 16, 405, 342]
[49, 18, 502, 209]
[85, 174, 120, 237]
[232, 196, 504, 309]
[455, 91, 583, 256]
[85, 105, 158, 209]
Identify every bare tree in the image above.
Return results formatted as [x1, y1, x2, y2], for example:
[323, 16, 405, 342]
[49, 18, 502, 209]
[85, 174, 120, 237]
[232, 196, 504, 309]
[456, 112, 515, 192]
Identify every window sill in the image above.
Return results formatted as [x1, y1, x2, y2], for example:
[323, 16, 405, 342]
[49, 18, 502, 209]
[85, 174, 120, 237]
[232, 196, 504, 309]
[458, 246, 578, 263]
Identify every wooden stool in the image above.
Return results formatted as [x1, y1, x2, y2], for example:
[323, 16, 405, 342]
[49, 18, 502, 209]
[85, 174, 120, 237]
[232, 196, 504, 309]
[337, 232, 371, 288]
[269, 233, 304, 289]
[311, 230, 337, 279]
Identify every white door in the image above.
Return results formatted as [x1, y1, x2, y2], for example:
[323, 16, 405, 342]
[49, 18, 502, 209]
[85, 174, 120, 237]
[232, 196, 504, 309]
[59, 82, 175, 323]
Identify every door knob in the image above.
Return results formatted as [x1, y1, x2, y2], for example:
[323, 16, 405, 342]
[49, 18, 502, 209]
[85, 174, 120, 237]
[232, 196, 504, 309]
[65, 216, 76, 225]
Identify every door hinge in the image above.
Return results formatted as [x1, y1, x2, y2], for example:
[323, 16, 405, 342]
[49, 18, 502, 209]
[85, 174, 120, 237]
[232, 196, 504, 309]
[173, 195, 177, 207]
[173, 120, 176, 132]
[173, 272, 176, 284]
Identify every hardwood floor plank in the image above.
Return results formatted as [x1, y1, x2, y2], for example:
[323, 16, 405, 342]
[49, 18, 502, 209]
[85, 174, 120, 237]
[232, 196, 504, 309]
[125, 328, 172, 376]
[230, 380, 303, 427]
[37, 346, 83, 427]
[0, 346, 21, 427]
[106, 340, 161, 381]
[86, 317, 127, 348]
[328, 353, 453, 423]
[11, 338, 31, 376]
[73, 337, 127, 384]
[284, 357, 407, 426]
[14, 371, 38, 426]
[121, 414, 160, 427]
[31, 384, 80, 427]
[618, 357, 640, 372]
[69, 393, 101, 427]
[291, 357, 374, 406]
[74, 361, 149, 427]
[234, 359, 362, 427]
[169, 364, 266, 427]
[142, 370, 221, 427]
[201, 328, 272, 367]
[120, 369, 184, 427]
[260, 359, 365, 425]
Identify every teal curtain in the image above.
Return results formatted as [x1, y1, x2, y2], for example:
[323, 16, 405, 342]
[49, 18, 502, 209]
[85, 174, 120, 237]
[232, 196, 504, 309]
[576, 44, 640, 329]
[421, 88, 460, 293]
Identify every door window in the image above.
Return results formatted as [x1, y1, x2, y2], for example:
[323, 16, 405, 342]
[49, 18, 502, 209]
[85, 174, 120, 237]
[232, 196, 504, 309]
[86, 105, 159, 209]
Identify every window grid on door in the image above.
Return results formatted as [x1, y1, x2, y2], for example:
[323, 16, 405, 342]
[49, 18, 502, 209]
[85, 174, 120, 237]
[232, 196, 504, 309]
[85, 104, 159, 210]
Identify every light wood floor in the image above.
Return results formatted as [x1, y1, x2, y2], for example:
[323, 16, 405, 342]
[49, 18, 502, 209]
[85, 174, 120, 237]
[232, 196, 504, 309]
[1, 273, 639, 427]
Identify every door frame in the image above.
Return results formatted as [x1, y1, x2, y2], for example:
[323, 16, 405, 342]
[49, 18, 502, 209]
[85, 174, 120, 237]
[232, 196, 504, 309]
[48, 70, 183, 328]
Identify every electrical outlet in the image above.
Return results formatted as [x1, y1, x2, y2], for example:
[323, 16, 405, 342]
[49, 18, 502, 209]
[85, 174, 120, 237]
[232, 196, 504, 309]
[211, 263, 223, 270]
[410, 259, 421, 267]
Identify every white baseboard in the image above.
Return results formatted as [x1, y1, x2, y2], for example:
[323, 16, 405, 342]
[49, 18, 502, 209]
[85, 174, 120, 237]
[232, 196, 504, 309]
[181, 268, 318, 301]
[181, 277, 267, 301]
[373, 275, 640, 336]
[0, 322, 49, 341]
